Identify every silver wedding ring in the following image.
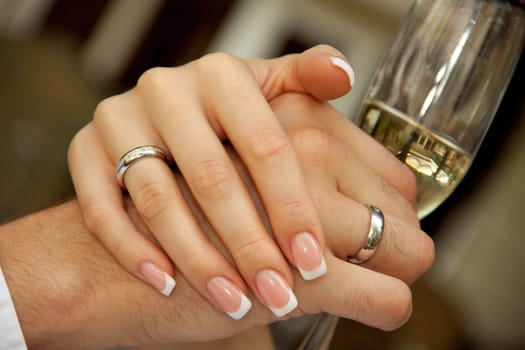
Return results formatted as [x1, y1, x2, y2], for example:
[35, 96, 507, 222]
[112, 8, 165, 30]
[348, 205, 385, 264]
[115, 145, 174, 188]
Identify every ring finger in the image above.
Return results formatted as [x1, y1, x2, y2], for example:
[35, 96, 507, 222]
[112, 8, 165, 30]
[312, 187, 433, 284]
[94, 92, 256, 320]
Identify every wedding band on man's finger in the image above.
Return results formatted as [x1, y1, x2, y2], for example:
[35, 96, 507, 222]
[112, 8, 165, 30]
[348, 205, 385, 264]
[115, 145, 175, 189]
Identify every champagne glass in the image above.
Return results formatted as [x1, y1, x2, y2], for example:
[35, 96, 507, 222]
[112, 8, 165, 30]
[299, 0, 525, 348]
[356, 0, 525, 219]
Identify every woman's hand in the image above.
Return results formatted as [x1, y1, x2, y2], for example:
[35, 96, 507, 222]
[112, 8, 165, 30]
[68, 45, 356, 319]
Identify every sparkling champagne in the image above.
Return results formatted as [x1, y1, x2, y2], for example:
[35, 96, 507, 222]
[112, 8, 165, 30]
[357, 100, 473, 218]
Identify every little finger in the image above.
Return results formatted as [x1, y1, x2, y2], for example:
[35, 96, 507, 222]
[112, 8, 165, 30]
[67, 124, 177, 296]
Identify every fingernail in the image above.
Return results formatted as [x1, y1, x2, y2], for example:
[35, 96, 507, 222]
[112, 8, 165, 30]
[207, 277, 252, 320]
[139, 261, 176, 297]
[330, 56, 355, 88]
[254, 270, 298, 317]
[291, 232, 327, 281]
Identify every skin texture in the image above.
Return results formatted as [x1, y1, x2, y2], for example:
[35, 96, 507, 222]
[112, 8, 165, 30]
[0, 94, 434, 349]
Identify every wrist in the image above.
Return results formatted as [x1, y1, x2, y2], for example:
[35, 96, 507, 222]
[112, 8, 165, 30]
[0, 202, 120, 349]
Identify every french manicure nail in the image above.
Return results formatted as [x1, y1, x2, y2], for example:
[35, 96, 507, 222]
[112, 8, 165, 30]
[139, 261, 176, 297]
[207, 277, 252, 320]
[254, 270, 298, 317]
[330, 56, 355, 88]
[291, 232, 327, 281]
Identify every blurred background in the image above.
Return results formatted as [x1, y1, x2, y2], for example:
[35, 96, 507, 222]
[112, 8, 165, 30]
[0, 0, 523, 349]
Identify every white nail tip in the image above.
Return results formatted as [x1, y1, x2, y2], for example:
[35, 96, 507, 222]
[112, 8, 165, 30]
[298, 257, 327, 281]
[227, 293, 253, 320]
[269, 288, 298, 318]
[161, 273, 176, 297]
[330, 56, 355, 87]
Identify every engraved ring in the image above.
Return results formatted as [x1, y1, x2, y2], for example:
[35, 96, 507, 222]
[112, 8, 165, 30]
[348, 205, 385, 264]
[115, 145, 174, 189]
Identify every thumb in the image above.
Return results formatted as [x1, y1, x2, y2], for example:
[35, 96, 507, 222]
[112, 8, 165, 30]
[245, 44, 355, 101]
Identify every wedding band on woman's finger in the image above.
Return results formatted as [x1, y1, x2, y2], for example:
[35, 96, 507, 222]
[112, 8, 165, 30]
[348, 205, 385, 264]
[115, 145, 174, 189]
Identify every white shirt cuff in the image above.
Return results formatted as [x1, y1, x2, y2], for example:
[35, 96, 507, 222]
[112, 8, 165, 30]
[0, 266, 27, 350]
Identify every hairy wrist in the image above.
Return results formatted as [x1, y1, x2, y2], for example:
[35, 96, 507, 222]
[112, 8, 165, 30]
[0, 202, 125, 349]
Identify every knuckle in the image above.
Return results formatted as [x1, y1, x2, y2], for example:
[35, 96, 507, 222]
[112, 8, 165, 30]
[289, 127, 336, 161]
[405, 202, 420, 226]
[232, 234, 271, 263]
[196, 52, 242, 75]
[133, 181, 171, 225]
[248, 127, 291, 165]
[190, 157, 232, 199]
[416, 232, 435, 276]
[67, 128, 87, 164]
[380, 283, 413, 331]
[82, 201, 112, 235]
[136, 66, 171, 92]
[92, 95, 124, 128]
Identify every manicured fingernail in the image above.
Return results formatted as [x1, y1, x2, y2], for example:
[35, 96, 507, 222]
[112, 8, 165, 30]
[330, 56, 355, 88]
[254, 270, 298, 317]
[139, 261, 176, 297]
[291, 232, 327, 281]
[207, 277, 252, 320]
